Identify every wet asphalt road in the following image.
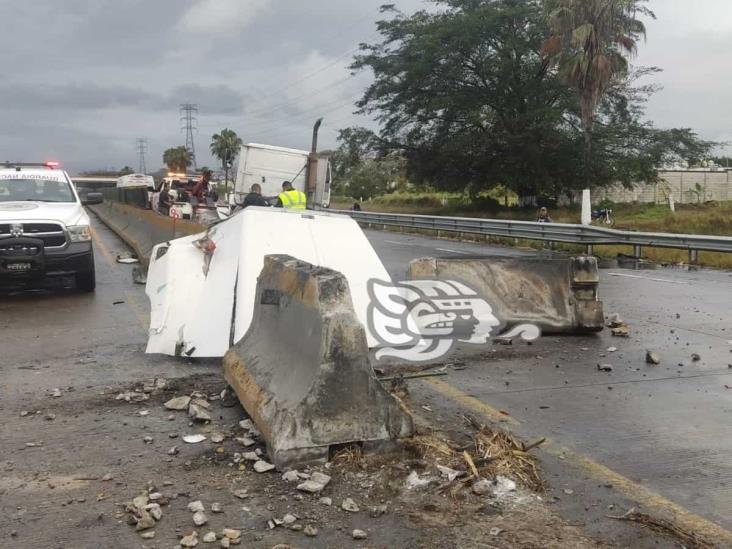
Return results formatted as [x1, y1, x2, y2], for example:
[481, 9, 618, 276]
[366, 229, 732, 541]
[1, 215, 731, 547]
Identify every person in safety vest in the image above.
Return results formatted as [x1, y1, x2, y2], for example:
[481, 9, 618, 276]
[275, 181, 307, 210]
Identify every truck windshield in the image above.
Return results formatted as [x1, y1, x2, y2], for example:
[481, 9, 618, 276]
[0, 178, 75, 203]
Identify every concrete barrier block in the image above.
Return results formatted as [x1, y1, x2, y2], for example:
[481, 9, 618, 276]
[223, 254, 414, 469]
[408, 256, 603, 333]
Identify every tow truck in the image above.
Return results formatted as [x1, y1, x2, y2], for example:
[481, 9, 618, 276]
[0, 161, 102, 292]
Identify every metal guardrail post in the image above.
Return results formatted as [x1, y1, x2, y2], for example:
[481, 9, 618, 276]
[586, 244, 594, 256]
[633, 244, 642, 258]
[689, 249, 699, 265]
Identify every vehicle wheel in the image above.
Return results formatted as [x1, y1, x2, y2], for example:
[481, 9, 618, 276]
[76, 253, 96, 292]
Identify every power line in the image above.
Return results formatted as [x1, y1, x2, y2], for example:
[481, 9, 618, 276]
[244, 96, 359, 135]
[180, 103, 198, 171]
[135, 138, 147, 174]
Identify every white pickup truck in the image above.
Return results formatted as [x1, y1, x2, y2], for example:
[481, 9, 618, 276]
[0, 162, 101, 291]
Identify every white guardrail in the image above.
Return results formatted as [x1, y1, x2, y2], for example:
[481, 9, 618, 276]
[330, 209, 732, 262]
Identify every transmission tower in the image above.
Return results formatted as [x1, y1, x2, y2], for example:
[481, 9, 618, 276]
[180, 103, 198, 171]
[135, 138, 147, 174]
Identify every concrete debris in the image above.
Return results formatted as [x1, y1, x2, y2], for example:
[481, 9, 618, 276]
[606, 313, 624, 328]
[405, 470, 432, 490]
[646, 351, 661, 365]
[187, 501, 205, 513]
[297, 480, 327, 494]
[303, 525, 318, 537]
[183, 434, 207, 444]
[242, 452, 259, 461]
[211, 433, 225, 444]
[282, 470, 300, 482]
[253, 460, 275, 473]
[222, 528, 241, 540]
[607, 347, 618, 352]
[611, 325, 630, 338]
[211, 502, 223, 513]
[19, 410, 29, 417]
[203, 532, 217, 543]
[145, 503, 162, 521]
[310, 472, 331, 487]
[233, 490, 249, 499]
[101, 473, 114, 481]
[282, 513, 297, 525]
[369, 504, 387, 518]
[353, 529, 368, 540]
[117, 252, 139, 264]
[220, 538, 230, 548]
[44, 413, 56, 421]
[132, 266, 147, 285]
[191, 398, 211, 410]
[319, 497, 332, 506]
[193, 510, 208, 526]
[238, 419, 258, 434]
[116, 391, 149, 403]
[140, 531, 155, 539]
[597, 364, 614, 372]
[341, 498, 360, 513]
[148, 492, 164, 501]
[51, 388, 62, 397]
[135, 510, 156, 531]
[437, 465, 462, 482]
[189, 403, 212, 422]
[138, 410, 149, 417]
[235, 436, 256, 447]
[164, 396, 192, 411]
[492, 475, 517, 498]
[472, 479, 493, 496]
[168, 446, 179, 455]
[490, 527, 503, 536]
[143, 436, 153, 444]
[180, 532, 199, 547]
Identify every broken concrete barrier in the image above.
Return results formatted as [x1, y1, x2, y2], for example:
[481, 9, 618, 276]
[223, 254, 414, 469]
[408, 256, 603, 333]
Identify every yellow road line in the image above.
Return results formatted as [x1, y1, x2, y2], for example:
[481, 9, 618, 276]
[423, 377, 520, 427]
[422, 377, 732, 546]
[91, 227, 115, 267]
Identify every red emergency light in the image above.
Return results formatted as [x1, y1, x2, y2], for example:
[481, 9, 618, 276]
[45, 161, 60, 169]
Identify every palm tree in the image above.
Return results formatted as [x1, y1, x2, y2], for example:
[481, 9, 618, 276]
[543, 0, 653, 184]
[210, 129, 243, 191]
[163, 146, 192, 173]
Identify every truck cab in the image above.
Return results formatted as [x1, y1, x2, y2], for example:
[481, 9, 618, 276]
[0, 162, 97, 291]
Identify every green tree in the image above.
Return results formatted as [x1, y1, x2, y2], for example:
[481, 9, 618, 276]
[210, 129, 243, 191]
[349, 0, 712, 202]
[543, 0, 654, 184]
[163, 146, 192, 173]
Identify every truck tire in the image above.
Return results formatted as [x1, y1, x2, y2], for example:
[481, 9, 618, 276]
[76, 252, 96, 292]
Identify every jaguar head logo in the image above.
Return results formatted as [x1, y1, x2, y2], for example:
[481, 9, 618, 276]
[368, 279, 540, 363]
[10, 223, 23, 238]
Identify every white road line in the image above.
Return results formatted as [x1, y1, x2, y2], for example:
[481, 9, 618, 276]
[606, 272, 690, 285]
[384, 240, 413, 246]
[435, 248, 472, 255]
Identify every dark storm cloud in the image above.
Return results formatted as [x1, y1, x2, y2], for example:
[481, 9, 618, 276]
[1, 0, 724, 171]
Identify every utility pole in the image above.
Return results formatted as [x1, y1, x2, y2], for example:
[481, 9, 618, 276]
[135, 138, 147, 174]
[180, 103, 198, 171]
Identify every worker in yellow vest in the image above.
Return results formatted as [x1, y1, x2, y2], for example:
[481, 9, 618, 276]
[275, 181, 307, 210]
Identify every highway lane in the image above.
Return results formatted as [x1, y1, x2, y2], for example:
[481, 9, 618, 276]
[365, 228, 732, 543]
[1, 217, 731, 547]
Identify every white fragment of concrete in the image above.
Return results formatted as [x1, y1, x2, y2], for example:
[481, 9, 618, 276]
[492, 475, 517, 498]
[188, 403, 212, 422]
[353, 529, 367, 540]
[405, 470, 431, 490]
[341, 498, 359, 513]
[192, 511, 208, 526]
[164, 396, 192, 411]
[183, 434, 207, 444]
[180, 532, 199, 547]
[253, 460, 275, 473]
[202, 531, 217, 543]
[187, 501, 205, 513]
[282, 470, 300, 482]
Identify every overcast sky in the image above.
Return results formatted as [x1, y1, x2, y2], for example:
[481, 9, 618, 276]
[0, 0, 729, 174]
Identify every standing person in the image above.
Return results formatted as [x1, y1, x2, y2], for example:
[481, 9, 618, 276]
[275, 181, 307, 210]
[190, 170, 212, 204]
[537, 206, 552, 223]
[241, 183, 270, 208]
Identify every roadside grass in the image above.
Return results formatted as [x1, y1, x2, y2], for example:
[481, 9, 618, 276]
[332, 197, 732, 269]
